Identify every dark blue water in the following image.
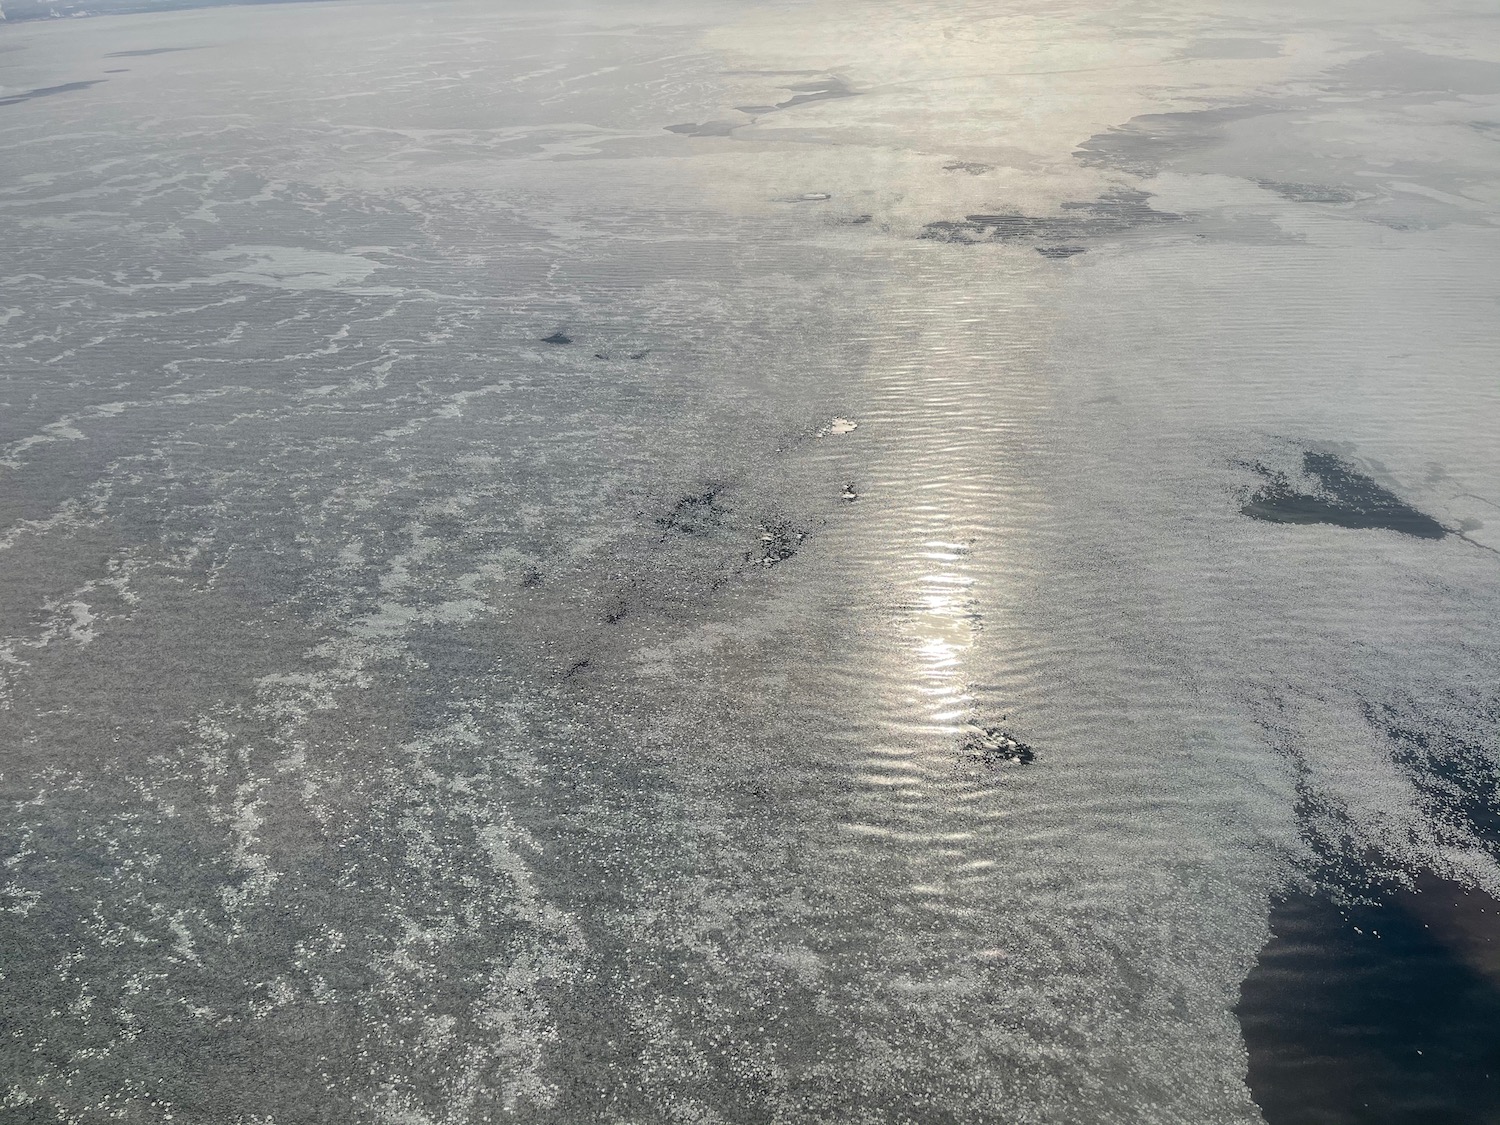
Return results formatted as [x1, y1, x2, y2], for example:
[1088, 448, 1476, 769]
[1240, 875, 1500, 1125]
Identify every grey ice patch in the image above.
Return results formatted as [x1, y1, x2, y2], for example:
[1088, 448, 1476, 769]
[1074, 104, 1270, 175]
[736, 76, 856, 115]
[1333, 48, 1500, 97]
[776, 192, 832, 203]
[1177, 38, 1283, 60]
[665, 121, 739, 137]
[943, 161, 993, 175]
[1037, 246, 1087, 259]
[918, 189, 1182, 247]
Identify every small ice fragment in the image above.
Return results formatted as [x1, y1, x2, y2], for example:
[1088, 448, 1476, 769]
[818, 418, 858, 438]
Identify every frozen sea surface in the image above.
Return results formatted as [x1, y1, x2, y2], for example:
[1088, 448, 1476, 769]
[2, 1, 1499, 1121]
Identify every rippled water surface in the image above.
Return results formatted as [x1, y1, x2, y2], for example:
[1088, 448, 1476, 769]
[3, 1, 1500, 1121]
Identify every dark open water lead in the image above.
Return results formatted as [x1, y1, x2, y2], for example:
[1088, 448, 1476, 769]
[1243, 452, 1449, 539]
[1240, 875, 1500, 1125]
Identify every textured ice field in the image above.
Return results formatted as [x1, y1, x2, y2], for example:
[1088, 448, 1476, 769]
[2, 1, 1499, 1121]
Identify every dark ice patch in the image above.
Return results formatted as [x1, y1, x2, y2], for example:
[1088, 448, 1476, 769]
[1369, 696, 1500, 850]
[541, 331, 572, 345]
[943, 161, 993, 175]
[1238, 876, 1500, 1125]
[0, 80, 106, 108]
[1074, 104, 1269, 175]
[1241, 452, 1447, 539]
[961, 727, 1035, 767]
[1257, 179, 1360, 203]
[919, 189, 1181, 246]
[1036, 245, 1086, 259]
[750, 519, 804, 567]
[664, 121, 739, 137]
[657, 490, 729, 538]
